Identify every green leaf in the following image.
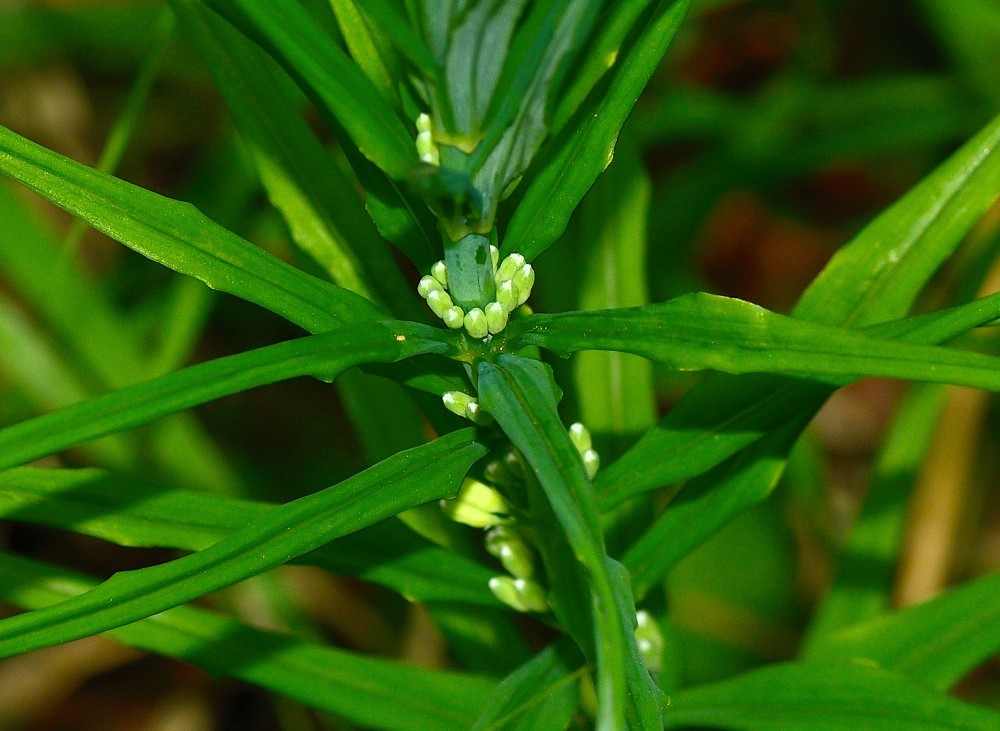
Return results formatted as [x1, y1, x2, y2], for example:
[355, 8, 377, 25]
[202, 0, 417, 180]
[0, 466, 498, 606]
[502, 0, 689, 261]
[0, 550, 494, 731]
[478, 355, 663, 731]
[172, 0, 419, 317]
[0, 429, 486, 658]
[806, 569, 1000, 692]
[351, 0, 439, 82]
[0, 322, 449, 472]
[0, 123, 381, 334]
[471, 639, 584, 731]
[662, 661, 1000, 730]
[793, 111, 1000, 327]
[506, 292, 1000, 392]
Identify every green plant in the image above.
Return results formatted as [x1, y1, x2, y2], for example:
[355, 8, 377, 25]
[1, 1, 1000, 729]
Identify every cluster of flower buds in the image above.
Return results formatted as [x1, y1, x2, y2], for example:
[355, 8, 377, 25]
[417, 246, 535, 340]
[415, 113, 439, 166]
[486, 525, 548, 612]
[439, 477, 510, 529]
[568, 422, 600, 479]
[635, 610, 665, 674]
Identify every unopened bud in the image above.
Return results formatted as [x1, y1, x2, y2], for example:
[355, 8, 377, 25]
[488, 576, 549, 613]
[418, 275, 444, 298]
[495, 253, 526, 284]
[426, 289, 454, 317]
[486, 526, 535, 579]
[431, 260, 448, 288]
[464, 308, 489, 339]
[512, 265, 534, 305]
[441, 478, 509, 528]
[486, 302, 508, 335]
[442, 306, 465, 329]
[582, 448, 600, 479]
[568, 423, 592, 454]
[496, 280, 520, 313]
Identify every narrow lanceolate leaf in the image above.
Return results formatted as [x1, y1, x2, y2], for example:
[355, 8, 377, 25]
[0, 124, 381, 333]
[0, 551, 494, 731]
[0, 429, 486, 659]
[478, 356, 663, 731]
[202, 0, 417, 180]
[0, 322, 449, 472]
[0, 467, 498, 607]
[662, 662, 1000, 730]
[502, 0, 689, 261]
[471, 639, 584, 731]
[506, 292, 1000, 392]
[805, 569, 1000, 692]
[598, 112, 1000, 506]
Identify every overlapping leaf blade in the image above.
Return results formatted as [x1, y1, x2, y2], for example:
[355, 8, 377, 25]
[0, 467, 498, 606]
[0, 551, 494, 731]
[662, 661, 1000, 730]
[0, 323, 448, 472]
[0, 124, 380, 333]
[478, 355, 662, 730]
[0, 429, 486, 658]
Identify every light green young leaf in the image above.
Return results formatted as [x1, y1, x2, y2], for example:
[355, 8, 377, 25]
[662, 661, 1000, 730]
[806, 569, 1000, 692]
[0, 429, 486, 659]
[0, 551, 494, 731]
[0, 467, 498, 607]
[202, 0, 417, 180]
[478, 355, 663, 731]
[502, 0, 690, 261]
[0, 322, 449, 472]
[506, 292, 1000, 392]
[0, 123, 381, 333]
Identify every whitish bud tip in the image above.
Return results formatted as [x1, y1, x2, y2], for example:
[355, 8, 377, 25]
[582, 448, 600, 479]
[417, 275, 443, 298]
[568, 422, 592, 454]
[431, 260, 448, 288]
[486, 302, 508, 334]
[464, 307, 489, 339]
[442, 306, 465, 329]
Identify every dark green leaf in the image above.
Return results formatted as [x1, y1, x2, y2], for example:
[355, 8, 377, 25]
[0, 429, 486, 658]
[202, 0, 417, 180]
[478, 355, 663, 730]
[0, 323, 449, 472]
[0, 467, 498, 606]
[0, 123, 381, 333]
[0, 551, 494, 731]
[662, 661, 1000, 730]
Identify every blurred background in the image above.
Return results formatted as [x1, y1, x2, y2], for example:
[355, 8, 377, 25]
[1, 0, 999, 728]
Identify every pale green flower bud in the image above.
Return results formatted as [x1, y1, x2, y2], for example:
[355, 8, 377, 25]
[415, 113, 432, 134]
[486, 302, 508, 335]
[486, 526, 535, 579]
[426, 289, 454, 317]
[464, 399, 493, 425]
[431, 260, 448, 288]
[488, 576, 549, 613]
[442, 306, 466, 329]
[503, 450, 524, 478]
[441, 478, 509, 528]
[490, 244, 500, 270]
[635, 610, 664, 674]
[417, 275, 444, 298]
[512, 264, 534, 305]
[582, 448, 600, 479]
[442, 391, 475, 418]
[568, 422, 592, 454]
[495, 253, 526, 284]
[483, 459, 518, 488]
[464, 307, 489, 339]
[496, 280, 520, 313]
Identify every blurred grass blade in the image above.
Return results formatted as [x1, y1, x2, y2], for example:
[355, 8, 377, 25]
[352, 0, 438, 81]
[0, 467, 498, 606]
[0, 551, 494, 731]
[793, 111, 1000, 327]
[596, 290, 1000, 508]
[805, 568, 1000, 692]
[478, 355, 663, 730]
[202, 0, 417, 180]
[662, 662, 1000, 730]
[803, 384, 947, 645]
[598, 112, 1000, 504]
[173, 0, 417, 314]
[471, 639, 584, 731]
[0, 124, 381, 333]
[502, 0, 689, 261]
[0, 429, 486, 659]
[0, 322, 448, 472]
[507, 292, 1000, 392]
